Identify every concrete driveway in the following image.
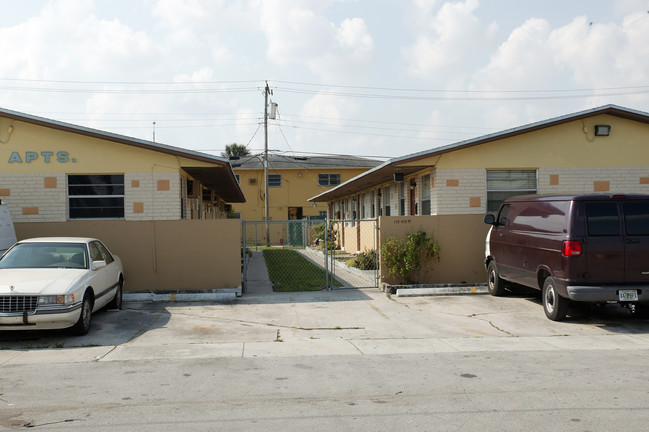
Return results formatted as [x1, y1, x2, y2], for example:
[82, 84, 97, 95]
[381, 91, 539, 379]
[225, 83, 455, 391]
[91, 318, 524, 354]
[1, 288, 649, 365]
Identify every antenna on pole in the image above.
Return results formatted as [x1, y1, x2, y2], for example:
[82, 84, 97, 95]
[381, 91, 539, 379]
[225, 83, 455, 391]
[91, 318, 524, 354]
[152, 121, 156, 143]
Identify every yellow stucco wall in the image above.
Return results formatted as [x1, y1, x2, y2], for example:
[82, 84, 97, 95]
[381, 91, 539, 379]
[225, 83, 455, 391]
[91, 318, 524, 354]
[398, 115, 649, 170]
[0, 117, 216, 174]
[234, 167, 370, 221]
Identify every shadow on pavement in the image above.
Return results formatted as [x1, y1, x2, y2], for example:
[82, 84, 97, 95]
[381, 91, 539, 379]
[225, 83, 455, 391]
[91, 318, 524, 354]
[0, 303, 171, 350]
[239, 288, 375, 305]
[505, 284, 649, 334]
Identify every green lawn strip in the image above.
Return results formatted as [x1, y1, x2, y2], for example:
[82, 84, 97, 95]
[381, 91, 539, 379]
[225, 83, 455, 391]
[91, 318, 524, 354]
[262, 249, 341, 292]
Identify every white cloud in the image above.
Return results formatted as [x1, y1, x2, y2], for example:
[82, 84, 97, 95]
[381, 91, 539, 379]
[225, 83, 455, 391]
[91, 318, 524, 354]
[466, 9, 649, 130]
[257, 2, 374, 81]
[403, 0, 497, 84]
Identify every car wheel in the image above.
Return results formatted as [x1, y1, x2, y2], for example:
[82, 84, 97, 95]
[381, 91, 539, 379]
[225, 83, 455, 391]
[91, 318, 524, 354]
[487, 261, 506, 296]
[542, 277, 568, 321]
[107, 277, 123, 310]
[71, 294, 93, 336]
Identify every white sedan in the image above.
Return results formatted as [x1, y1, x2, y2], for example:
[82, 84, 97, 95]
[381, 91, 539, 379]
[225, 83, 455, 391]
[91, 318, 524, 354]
[0, 237, 124, 335]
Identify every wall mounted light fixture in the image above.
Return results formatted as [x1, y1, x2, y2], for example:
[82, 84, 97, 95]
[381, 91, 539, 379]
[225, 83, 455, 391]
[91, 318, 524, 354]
[594, 125, 611, 136]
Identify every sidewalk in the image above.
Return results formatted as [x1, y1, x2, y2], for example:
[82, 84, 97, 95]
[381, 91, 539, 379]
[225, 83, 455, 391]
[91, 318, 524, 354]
[245, 251, 273, 294]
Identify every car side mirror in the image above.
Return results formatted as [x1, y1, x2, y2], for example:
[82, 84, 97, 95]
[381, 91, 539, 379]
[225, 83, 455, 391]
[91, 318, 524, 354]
[484, 214, 496, 225]
[91, 260, 107, 271]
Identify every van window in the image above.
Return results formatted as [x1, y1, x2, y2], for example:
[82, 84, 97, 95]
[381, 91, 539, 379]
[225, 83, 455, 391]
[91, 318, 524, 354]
[624, 202, 649, 235]
[586, 203, 619, 236]
[510, 202, 568, 233]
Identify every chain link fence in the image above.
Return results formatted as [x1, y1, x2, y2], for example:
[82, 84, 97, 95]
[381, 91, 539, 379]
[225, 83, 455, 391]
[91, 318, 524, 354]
[242, 218, 378, 292]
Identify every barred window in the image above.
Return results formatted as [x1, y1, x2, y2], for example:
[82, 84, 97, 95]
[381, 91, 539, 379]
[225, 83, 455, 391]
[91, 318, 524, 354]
[68, 175, 124, 219]
[486, 170, 537, 212]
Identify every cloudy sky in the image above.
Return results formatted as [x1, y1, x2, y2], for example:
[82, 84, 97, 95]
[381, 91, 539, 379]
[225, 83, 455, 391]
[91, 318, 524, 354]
[1, 0, 648, 160]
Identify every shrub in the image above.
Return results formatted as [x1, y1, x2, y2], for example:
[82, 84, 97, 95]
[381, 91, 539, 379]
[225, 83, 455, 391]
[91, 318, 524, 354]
[346, 249, 377, 270]
[312, 221, 339, 250]
[381, 231, 441, 284]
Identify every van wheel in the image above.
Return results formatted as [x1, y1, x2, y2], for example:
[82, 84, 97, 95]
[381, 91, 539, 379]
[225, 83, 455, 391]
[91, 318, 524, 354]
[542, 277, 568, 321]
[487, 261, 506, 296]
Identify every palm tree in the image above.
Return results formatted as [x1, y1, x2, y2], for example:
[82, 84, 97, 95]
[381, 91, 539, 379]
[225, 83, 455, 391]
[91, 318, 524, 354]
[221, 143, 250, 158]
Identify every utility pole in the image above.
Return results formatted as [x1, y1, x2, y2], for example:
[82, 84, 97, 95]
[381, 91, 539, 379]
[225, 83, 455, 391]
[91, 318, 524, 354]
[264, 81, 271, 246]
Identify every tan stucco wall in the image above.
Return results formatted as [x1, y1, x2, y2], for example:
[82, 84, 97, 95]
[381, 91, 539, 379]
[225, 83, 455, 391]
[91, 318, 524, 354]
[335, 220, 377, 253]
[379, 215, 490, 285]
[15, 219, 242, 291]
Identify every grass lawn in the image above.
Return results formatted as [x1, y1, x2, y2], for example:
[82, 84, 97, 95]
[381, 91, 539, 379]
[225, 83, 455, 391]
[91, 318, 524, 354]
[262, 249, 341, 292]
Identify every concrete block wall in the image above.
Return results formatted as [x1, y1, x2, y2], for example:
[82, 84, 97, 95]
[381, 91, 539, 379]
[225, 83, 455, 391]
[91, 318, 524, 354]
[0, 173, 67, 222]
[125, 172, 181, 220]
[539, 166, 649, 195]
[0, 172, 182, 222]
[431, 169, 485, 215]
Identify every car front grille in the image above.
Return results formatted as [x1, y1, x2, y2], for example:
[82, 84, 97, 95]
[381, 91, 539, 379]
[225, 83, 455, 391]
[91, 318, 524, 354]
[0, 296, 38, 313]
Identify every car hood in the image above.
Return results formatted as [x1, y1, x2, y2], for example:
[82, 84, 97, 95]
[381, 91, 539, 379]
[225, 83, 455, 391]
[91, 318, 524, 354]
[0, 269, 86, 295]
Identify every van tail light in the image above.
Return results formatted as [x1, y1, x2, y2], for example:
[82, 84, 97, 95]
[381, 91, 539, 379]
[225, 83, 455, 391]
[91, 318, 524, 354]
[562, 240, 582, 257]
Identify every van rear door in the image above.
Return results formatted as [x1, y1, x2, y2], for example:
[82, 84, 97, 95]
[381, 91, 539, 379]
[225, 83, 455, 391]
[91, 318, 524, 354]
[622, 201, 649, 283]
[584, 202, 625, 283]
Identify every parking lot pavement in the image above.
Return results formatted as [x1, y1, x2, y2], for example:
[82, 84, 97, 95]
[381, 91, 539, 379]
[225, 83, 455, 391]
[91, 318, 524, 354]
[2, 288, 649, 364]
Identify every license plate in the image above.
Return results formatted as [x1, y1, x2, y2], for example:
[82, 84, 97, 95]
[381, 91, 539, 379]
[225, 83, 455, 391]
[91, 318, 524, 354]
[619, 290, 638, 301]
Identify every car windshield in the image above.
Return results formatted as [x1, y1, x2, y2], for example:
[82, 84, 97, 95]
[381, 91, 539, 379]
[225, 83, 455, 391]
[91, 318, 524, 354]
[0, 242, 88, 269]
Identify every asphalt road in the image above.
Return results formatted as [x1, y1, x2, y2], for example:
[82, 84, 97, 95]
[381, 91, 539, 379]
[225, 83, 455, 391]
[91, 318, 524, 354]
[2, 288, 649, 431]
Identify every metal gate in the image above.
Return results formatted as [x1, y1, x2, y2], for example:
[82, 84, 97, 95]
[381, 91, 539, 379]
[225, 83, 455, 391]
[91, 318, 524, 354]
[242, 218, 378, 292]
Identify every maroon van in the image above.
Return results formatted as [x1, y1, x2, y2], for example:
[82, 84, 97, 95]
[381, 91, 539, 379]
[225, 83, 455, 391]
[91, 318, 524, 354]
[484, 194, 649, 320]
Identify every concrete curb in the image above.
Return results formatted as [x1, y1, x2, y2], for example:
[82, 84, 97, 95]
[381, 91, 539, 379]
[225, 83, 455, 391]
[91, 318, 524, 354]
[396, 285, 489, 297]
[382, 282, 489, 297]
[124, 287, 240, 303]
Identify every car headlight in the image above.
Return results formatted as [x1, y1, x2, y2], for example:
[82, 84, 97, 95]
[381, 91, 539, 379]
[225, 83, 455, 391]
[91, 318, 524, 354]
[38, 294, 75, 305]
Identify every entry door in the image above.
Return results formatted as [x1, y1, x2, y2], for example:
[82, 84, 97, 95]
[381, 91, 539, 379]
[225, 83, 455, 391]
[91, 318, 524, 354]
[288, 207, 303, 220]
[409, 179, 416, 215]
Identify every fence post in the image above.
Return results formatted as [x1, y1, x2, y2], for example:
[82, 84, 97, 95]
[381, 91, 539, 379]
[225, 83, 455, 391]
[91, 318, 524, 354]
[375, 218, 379, 288]
[242, 220, 247, 292]
[324, 217, 329, 290]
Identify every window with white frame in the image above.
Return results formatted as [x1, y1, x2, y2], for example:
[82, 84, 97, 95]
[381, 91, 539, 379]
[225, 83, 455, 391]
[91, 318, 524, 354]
[68, 174, 125, 219]
[371, 191, 375, 218]
[268, 174, 282, 187]
[318, 173, 341, 186]
[486, 169, 537, 212]
[421, 175, 431, 215]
